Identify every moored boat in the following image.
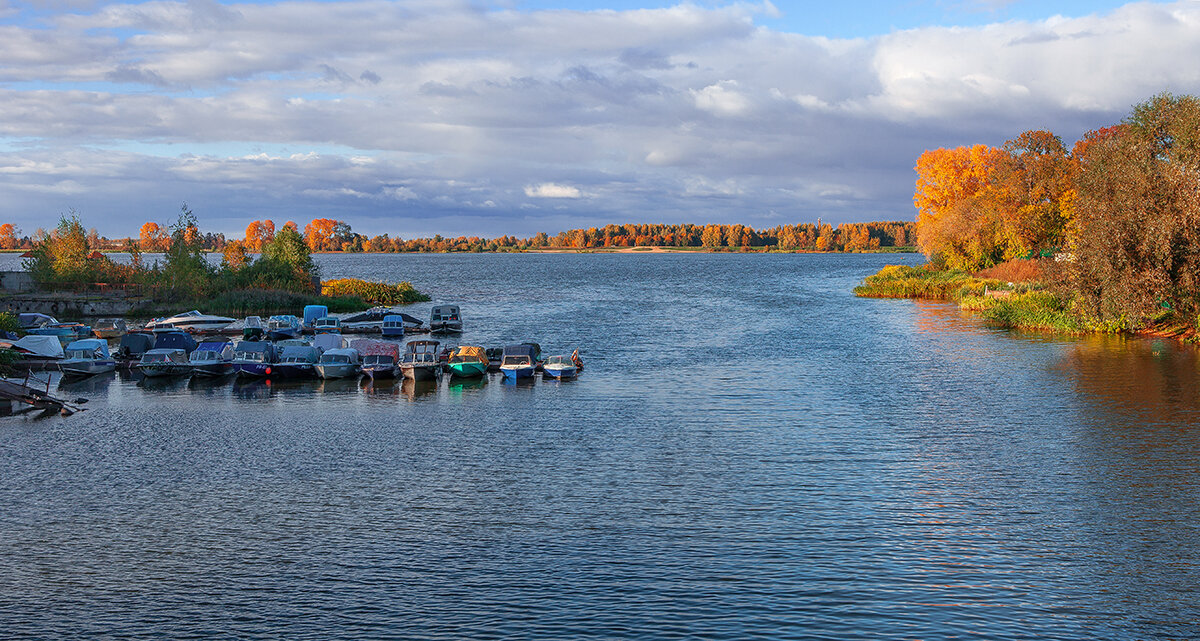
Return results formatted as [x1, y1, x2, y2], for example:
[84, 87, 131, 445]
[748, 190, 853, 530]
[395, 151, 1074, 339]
[115, 331, 155, 364]
[189, 341, 235, 377]
[59, 339, 116, 375]
[429, 305, 463, 334]
[146, 310, 235, 333]
[152, 330, 197, 355]
[542, 354, 578, 379]
[315, 348, 362, 379]
[273, 344, 321, 379]
[446, 345, 489, 378]
[92, 318, 127, 339]
[499, 343, 540, 380]
[313, 316, 341, 334]
[29, 322, 92, 345]
[303, 305, 329, 331]
[265, 315, 303, 341]
[232, 341, 278, 378]
[353, 339, 400, 379]
[243, 316, 264, 341]
[381, 313, 423, 338]
[136, 348, 191, 377]
[400, 340, 440, 381]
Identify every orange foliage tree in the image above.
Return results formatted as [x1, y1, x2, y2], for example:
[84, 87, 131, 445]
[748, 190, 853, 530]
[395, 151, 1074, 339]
[304, 218, 339, 251]
[139, 222, 169, 252]
[0, 223, 19, 249]
[244, 220, 276, 252]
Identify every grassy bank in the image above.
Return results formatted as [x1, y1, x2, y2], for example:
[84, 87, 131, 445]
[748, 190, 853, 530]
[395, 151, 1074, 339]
[855, 262, 1097, 334]
[129, 278, 429, 318]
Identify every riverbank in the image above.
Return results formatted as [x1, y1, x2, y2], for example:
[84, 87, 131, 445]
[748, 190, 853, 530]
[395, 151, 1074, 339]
[854, 262, 1196, 339]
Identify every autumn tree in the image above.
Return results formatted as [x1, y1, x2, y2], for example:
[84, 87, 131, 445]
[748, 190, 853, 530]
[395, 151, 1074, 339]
[222, 240, 249, 270]
[913, 144, 1009, 270]
[1065, 93, 1200, 327]
[140, 222, 169, 252]
[0, 223, 19, 250]
[25, 214, 91, 287]
[245, 219, 275, 252]
[304, 218, 339, 251]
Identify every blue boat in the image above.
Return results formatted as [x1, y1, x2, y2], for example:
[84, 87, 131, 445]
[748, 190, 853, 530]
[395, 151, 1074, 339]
[265, 315, 303, 341]
[232, 341, 278, 378]
[303, 305, 328, 330]
[29, 322, 92, 345]
[313, 316, 341, 334]
[381, 314, 408, 338]
[272, 345, 321, 379]
[499, 343, 541, 380]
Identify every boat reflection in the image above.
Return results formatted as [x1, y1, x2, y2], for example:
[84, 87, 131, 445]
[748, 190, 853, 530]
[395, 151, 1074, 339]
[400, 377, 438, 401]
[58, 371, 115, 394]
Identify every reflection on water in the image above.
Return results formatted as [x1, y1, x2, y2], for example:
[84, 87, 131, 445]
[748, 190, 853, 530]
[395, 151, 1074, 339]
[2, 253, 1199, 640]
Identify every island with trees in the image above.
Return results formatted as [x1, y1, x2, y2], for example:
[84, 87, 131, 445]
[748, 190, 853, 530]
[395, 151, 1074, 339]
[857, 92, 1200, 339]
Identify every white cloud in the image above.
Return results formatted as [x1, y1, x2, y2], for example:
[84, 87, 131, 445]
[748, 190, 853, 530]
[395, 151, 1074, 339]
[524, 182, 583, 198]
[691, 80, 751, 116]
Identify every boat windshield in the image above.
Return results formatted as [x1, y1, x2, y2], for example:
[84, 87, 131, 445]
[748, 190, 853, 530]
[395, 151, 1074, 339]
[235, 352, 265, 362]
[282, 356, 313, 364]
[67, 349, 97, 359]
[143, 353, 173, 363]
[321, 355, 351, 364]
[402, 353, 435, 364]
[364, 355, 394, 366]
[502, 356, 531, 366]
[190, 351, 218, 362]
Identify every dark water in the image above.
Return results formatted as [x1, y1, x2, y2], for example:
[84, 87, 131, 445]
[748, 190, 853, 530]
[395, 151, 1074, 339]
[2, 253, 1199, 640]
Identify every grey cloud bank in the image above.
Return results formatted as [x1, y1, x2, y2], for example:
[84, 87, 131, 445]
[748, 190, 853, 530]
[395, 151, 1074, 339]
[1, 0, 1197, 238]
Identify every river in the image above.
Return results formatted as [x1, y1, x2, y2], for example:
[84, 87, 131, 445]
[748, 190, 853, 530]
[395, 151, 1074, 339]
[1, 252, 1197, 639]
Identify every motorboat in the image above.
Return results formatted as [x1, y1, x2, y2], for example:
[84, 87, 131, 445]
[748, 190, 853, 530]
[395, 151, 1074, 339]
[265, 315, 303, 341]
[353, 339, 400, 379]
[303, 305, 329, 330]
[542, 354, 578, 379]
[313, 316, 341, 334]
[446, 345, 488, 378]
[232, 341, 278, 378]
[189, 341, 235, 377]
[429, 305, 462, 334]
[92, 318, 127, 339]
[18, 313, 57, 330]
[59, 339, 116, 375]
[146, 310, 235, 333]
[499, 343, 540, 380]
[243, 316, 264, 341]
[273, 345, 321, 379]
[315, 348, 361, 379]
[342, 307, 392, 330]
[136, 348, 191, 377]
[29, 322, 92, 345]
[400, 340, 440, 381]
[381, 313, 423, 338]
[485, 346, 504, 372]
[115, 331, 155, 363]
[152, 330, 197, 355]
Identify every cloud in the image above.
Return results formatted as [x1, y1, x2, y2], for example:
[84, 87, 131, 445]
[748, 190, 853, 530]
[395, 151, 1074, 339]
[524, 183, 583, 198]
[0, 1, 1199, 238]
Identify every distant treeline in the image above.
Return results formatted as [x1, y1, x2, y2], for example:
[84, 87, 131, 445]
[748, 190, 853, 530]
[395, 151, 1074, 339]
[0, 219, 916, 254]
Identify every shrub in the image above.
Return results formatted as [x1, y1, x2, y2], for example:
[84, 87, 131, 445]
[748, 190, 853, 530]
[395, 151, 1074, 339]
[321, 278, 430, 305]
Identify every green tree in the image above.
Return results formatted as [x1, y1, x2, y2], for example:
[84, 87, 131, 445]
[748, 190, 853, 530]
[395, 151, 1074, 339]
[24, 212, 92, 288]
[161, 204, 211, 299]
[262, 223, 319, 290]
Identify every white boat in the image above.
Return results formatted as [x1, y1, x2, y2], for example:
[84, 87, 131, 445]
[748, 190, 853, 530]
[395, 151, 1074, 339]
[60, 339, 116, 375]
[429, 305, 463, 334]
[315, 347, 361, 379]
[146, 310, 235, 333]
[313, 316, 341, 334]
[136, 348, 191, 377]
[92, 318, 127, 339]
[265, 315, 303, 341]
[400, 340, 440, 381]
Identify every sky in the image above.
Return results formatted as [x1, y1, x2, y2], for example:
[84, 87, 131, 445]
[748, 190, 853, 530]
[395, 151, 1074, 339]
[0, 0, 1196, 239]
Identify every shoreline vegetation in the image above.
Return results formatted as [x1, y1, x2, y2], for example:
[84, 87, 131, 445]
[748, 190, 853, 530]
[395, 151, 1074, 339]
[857, 92, 1200, 343]
[16, 208, 430, 319]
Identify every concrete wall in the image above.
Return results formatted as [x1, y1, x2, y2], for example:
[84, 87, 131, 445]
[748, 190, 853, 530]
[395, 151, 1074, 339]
[0, 271, 35, 293]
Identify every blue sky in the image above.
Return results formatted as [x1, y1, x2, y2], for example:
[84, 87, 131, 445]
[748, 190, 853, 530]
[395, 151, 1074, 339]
[0, 0, 1194, 239]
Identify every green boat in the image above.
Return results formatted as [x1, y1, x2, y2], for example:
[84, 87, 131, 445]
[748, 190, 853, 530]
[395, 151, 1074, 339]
[446, 345, 489, 378]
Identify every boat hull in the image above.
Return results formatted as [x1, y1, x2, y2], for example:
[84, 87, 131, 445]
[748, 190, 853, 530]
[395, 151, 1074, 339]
[500, 365, 535, 380]
[60, 359, 117, 376]
[315, 364, 360, 379]
[270, 363, 316, 380]
[363, 366, 399, 379]
[400, 365, 438, 381]
[543, 365, 578, 379]
[429, 323, 463, 334]
[234, 362, 274, 378]
[191, 363, 234, 378]
[447, 362, 487, 378]
[138, 363, 192, 377]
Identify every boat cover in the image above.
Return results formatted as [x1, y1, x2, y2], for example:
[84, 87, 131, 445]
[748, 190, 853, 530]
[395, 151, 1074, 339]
[502, 343, 540, 360]
[279, 345, 320, 362]
[351, 339, 399, 359]
[154, 331, 197, 353]
[18, 313, 57, 329]
[117, 332, 155, 357]
[313, 333, 347, 352]
[192, 341, 234, 361]
[449, 345, 488, 365]
[65, 338, 111, 358]
[303, 305, 328, 327]
[233, 341, 277, 359]
[10, 335, 65, 358]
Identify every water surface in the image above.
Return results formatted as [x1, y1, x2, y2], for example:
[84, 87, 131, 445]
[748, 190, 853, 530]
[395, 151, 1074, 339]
[1, 253, 1197, 639]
